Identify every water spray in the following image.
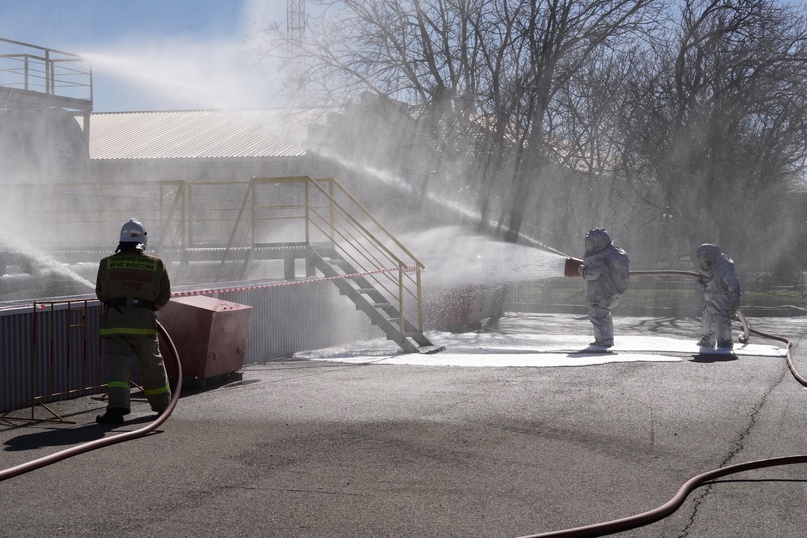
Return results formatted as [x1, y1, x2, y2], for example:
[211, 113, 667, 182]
[0, 232, 95, 293]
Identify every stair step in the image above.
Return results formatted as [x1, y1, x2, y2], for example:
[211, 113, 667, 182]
[310, 250, 439, 355]
[417, 345, 446, 354]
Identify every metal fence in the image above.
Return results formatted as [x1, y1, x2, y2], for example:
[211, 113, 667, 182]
[0, 279, 381, 417]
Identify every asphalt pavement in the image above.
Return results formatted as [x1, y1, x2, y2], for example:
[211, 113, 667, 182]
[1, 312, 806, 538]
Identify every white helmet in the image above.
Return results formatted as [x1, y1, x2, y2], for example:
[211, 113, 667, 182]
[119, 218, 147, 250]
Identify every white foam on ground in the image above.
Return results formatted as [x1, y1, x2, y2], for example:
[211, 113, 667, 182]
[295, 333, 786, 368]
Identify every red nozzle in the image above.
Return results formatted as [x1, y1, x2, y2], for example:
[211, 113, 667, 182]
[564, 257, 583, 277]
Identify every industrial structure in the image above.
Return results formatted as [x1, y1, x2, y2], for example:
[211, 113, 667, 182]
[0, 37, 451, 419]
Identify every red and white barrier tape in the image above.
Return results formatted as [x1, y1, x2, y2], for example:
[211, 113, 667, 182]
[171, 265, 420, 297]
[0, 266, 421, 311]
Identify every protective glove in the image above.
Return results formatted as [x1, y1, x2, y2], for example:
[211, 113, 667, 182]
[697, 278, 707, 290]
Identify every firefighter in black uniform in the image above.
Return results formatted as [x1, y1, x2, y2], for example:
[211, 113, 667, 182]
[95, 219, 172, 425]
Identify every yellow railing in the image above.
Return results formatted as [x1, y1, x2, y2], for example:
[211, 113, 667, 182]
[131, 175, 427, 333]
[0, 176, 427, 333]
[250, 176, 426, 333]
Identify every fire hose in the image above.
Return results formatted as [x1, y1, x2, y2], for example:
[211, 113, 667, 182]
[3, 262, 803, 533]
[0, 321, 182, 482]
[563, 258, 750, 343]
[517, 260, 804, 537]
[629, 269, 750, 344]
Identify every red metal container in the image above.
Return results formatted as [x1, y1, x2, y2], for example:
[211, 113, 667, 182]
[158, 296, 252, 379]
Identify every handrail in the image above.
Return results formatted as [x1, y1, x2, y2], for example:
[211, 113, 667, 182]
[0, 38, 83, 59]
[308, 187, 407, 269]
[305, 202, 421, 306]
[0, 38, 92, 102]
[245, 176, 422, 266]
[262, 176, 424, 332]
[0, 176, 427, 331]
[310, 176, 425, 269]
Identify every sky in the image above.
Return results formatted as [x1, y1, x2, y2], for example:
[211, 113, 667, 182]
[0, 0, 288, 112]
[0, 1, 805, 113]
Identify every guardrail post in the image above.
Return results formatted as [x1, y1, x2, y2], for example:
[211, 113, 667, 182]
[398, 265, 405, 336]
[416, 267, 424, 332]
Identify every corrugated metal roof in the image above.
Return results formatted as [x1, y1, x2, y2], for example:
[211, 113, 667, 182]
[89, 108, 333, 160]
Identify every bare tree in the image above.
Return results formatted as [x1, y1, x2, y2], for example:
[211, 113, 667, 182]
[254, 0, 660, 234]
[500, 0, 662, 242]
[253, 0, 806, 270]
[615, 0, 807, 266]
[541, 48, 646, 251]
[259, 0, 502, 200]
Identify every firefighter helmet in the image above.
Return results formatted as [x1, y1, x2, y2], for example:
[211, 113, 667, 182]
[119, 218, 148, 250]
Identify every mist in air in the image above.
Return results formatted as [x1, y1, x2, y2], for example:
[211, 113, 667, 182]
[81, 40, 280, 112]
[75, 0, 287, 112]
[401, 226, 566, 290]
[3, 0, 805, 312]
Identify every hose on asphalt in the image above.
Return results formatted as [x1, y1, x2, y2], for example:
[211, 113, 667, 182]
[521, 270, 806, 537]
[520, 454, 807, 538]
[0, 321, 182, 482]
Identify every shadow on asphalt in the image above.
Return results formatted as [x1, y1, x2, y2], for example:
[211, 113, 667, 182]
[690, 353, 738, 363]
[2, 423, 108, 451]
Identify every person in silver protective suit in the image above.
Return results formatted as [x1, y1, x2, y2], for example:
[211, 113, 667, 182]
[579, 228, 630, 348]
[695, 243, 742, 351]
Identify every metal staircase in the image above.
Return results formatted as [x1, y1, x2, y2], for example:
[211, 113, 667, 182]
[203, 175, 442, 354]
[308, 244, 442, 353]
[1, 175, 443, 354]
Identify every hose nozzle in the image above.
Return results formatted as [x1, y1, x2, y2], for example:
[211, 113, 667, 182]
[564, 257, 584, 277]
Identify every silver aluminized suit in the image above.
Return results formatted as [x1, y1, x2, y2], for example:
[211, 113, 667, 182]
[578, 228, 630, 348]
[696, 244, 741, 350]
